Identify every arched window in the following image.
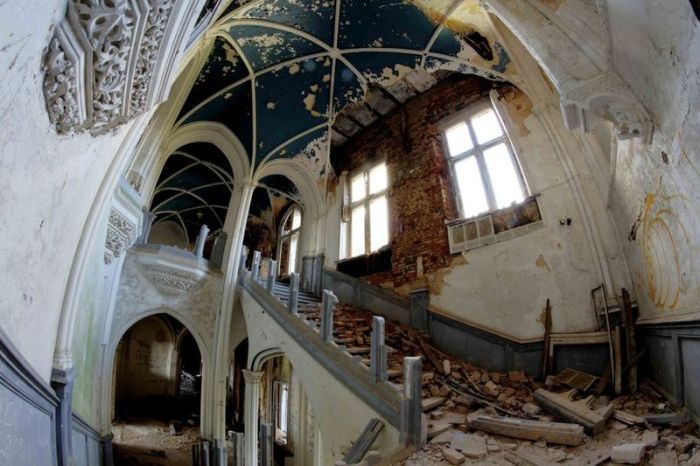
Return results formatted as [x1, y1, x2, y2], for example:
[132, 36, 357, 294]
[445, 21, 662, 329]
[278, 206, 302, 275]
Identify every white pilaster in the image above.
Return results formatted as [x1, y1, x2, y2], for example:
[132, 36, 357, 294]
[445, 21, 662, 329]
[243, 369, 264, 466]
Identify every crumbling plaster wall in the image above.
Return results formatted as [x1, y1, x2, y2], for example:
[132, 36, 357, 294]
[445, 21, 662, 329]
[606, 0, 700, 323]
[70, 215, 111, 424]
[0, 0, 140, 380]
[115, 316, 176, 399]
[325, 76, 611, 341]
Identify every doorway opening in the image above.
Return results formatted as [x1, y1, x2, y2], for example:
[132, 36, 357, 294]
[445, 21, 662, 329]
[111, 314, 202, 466]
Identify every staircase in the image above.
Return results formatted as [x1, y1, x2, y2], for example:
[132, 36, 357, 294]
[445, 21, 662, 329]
[239, 260, 425, 456]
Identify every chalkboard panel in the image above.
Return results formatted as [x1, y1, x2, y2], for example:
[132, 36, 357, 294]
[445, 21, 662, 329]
[0, 329, 58, 466]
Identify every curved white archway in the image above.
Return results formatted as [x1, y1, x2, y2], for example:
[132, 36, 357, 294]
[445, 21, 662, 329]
[99, 307, 213, 437]
[253, 158, 327, 258]
[140, 120, 252, 207]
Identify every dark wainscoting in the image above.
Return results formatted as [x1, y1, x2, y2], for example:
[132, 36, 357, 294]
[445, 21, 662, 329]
[72, 413, 103, 466]
[428, 312, 609, 377]
[0, 327, 59, 466]
[638, 321, 700, 420]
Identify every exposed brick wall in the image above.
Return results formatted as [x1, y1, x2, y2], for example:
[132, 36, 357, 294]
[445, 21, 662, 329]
[331, 74, 501, 288]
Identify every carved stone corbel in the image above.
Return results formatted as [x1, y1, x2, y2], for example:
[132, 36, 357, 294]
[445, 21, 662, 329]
[105, 179, 144, 264]
[42, 0, 204, 134]
[560, 71, 654, 144]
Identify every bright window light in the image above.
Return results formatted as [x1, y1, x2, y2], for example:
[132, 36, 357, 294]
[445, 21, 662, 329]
[445, 121, 474, 156]
[455, 157, 489, 218]
[369, 196, 389, 251]
[471, 109, 503, 144]
[368, 163, 388, 195]
[291, 209, 301, 229]
[443, 102, 527, 218]
[350, 206, 365, 257]
[483, 144, 525, 208]
[342, 162, 390, 258]
[351, 174, 365, 202]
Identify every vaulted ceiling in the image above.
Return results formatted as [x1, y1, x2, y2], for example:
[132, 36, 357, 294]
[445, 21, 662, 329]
[150, 143, 234, 242]
[176, 0, 516, 174]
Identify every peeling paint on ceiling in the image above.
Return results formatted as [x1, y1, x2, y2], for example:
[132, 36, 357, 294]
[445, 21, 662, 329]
[178, 0, 516, 174]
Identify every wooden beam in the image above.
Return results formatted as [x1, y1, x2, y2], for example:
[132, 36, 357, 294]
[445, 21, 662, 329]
[622, 288, 638, 394]
[469, 415, 584, 446]
[533, 389, 612, 434]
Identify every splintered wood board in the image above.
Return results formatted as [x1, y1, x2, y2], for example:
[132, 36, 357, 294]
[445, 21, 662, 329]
[555, 368, 599, 391]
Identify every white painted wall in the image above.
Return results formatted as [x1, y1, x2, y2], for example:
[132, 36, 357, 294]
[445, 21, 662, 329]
[0, 0, 137, 380]
[606, 0, 700, 323]
[115, 316, 175, 399]
[322, 88, 622, 341]
[240, 288, 401, 464]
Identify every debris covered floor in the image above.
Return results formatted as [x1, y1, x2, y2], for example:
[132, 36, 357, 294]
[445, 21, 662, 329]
[311, 304, 700, 466]
[112, 419, 199, 466]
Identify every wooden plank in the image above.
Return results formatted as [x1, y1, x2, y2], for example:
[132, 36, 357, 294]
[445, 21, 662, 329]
[594, 363, 611, 396]
[470, 415, 584, 446]
[550, 331, 609, 345]
[613, 410, 645, 425]
[541, 299, 552, 377]
[622, 288, 638, 394]
[422, 397, 446, 411]
[555, 368, 598, 391]
[504, 450, 540, 466]
[533, 389, 611, 434]
[613, 327, 623, 395]
[343, 418, 384, 464]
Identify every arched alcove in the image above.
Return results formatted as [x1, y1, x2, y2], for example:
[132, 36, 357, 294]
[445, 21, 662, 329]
[111, 314, 204, 465]
[147, 143, 235, 260]
[243, 174, 305, 273]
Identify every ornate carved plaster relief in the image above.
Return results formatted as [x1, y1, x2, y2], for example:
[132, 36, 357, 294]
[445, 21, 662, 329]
[104, 178, 143, 264]
[42, 0, 203, 134]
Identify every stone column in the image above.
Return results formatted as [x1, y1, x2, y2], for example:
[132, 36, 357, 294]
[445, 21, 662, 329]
[51, 368, 75, 466]
[231, 432, 244, 466]
[209, 232, 228, 269]
[251, 250, 262, 282]
[400, 356, 424, 447]
[288, 272, 300, 315]
[243, 370, 263, 466]
[312, 254, 325, 294]
[260, 422, 274, 466]
[321, 290, 339, 343]
[409, 288, 429, 333]
[210, 179, 254, 444]
[266, 259, 277, 293]
[195, 224, 210, 258]
[239, 246, 248, 271]
[301, 255, 314, 291]
[136, 209, 156, 245]
[371, 316, 387, 383]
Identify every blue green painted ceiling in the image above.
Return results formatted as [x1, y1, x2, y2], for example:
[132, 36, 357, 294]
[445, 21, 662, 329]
[178, 0, 514, 170]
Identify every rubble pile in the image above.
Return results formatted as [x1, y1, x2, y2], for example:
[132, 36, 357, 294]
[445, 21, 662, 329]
[300, 303, 700, 465]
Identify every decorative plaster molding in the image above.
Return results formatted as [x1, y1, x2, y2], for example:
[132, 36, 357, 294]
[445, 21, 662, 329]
[105, 178, 144, 264]
[104, 209, 139, 264]
[141, 262, 205, 294]
[561, 71, 654, 144]
[42, 0, 203, 134]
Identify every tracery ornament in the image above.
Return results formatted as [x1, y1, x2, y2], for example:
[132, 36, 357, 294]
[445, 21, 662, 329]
[105, 208, 139, 264]
[141, 263, 205, 294]
[42, 0, 203, 134]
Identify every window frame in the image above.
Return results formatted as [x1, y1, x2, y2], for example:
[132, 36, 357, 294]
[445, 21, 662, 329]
[341, 160, 390, 259]
[438, 100, 528, 219]
[277, 205, 302, 274]
[272, 380, 289, 445]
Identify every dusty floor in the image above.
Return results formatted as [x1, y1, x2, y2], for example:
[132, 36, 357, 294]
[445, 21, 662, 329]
[112, 419, 199, 466]
[400, 421, 700, 465]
